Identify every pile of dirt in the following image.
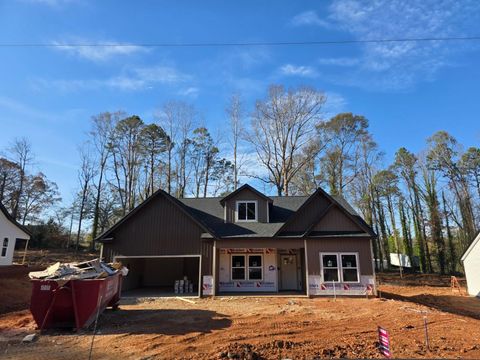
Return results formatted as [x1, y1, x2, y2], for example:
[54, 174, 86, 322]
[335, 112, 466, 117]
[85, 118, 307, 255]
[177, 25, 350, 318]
[13, 249, 98, 267]
[217, 340, 380, 359]
[379, 284, 480, 320]
[377, 272, 466, 287]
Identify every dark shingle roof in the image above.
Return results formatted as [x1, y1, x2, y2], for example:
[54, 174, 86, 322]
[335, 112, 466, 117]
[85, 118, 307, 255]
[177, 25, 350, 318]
[179, 196, 308, 238]
[178, 194, 372, 239]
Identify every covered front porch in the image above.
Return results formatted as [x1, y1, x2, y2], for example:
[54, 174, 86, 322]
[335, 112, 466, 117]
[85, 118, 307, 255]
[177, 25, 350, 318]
[213, 239, 307, 295]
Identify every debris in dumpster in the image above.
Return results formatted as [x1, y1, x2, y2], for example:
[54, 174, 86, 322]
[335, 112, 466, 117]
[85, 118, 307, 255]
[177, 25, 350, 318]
[28, 258, 129, 281]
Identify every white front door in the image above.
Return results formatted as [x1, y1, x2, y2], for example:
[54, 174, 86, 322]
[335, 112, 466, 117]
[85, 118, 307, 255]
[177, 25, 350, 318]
[280, 255, 298, 290]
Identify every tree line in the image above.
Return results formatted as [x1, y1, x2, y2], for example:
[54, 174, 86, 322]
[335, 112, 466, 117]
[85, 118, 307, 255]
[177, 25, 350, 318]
[2, 84, 479, 273]
[0, 138, 60, 226]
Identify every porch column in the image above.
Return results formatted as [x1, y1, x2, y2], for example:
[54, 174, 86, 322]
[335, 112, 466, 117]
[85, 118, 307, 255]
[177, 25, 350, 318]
[212, 240, 217, 296]
[304, 239, 310, 297]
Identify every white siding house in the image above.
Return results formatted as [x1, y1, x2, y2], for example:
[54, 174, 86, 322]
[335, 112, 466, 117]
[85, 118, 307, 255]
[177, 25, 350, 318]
[0, 203, 31, 266]
[461, 232, 480, 297]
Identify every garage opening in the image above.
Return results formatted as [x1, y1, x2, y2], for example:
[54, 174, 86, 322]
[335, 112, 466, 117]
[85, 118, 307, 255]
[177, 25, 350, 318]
[115, 255, 201, 297]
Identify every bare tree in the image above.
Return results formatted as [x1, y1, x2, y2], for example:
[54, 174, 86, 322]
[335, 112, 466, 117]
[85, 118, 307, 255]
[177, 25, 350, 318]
[247, 85, 326, 196]
[8, 138, 34, 220]
[75, 147, 97, 250]
[317, 113, 369, 196]
[158, 101, 197, 197]
[0, 158, 21, 208]
[19, 173, 60, 225]
[158, 102, 179, 195]
[175, 105, 196, 198]
[89, 112, 118, 241]
[226, 94, 244, 190]
[110, 115, 145, 214]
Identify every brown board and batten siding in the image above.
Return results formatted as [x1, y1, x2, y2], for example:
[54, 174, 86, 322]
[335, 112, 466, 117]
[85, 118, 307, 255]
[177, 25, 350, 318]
[280, 192, 330, 233]
[312, 206, 361, 232]
[306, 237, 374, 276]
[102, 192, 212, 275]
[224, 187, 269, 223]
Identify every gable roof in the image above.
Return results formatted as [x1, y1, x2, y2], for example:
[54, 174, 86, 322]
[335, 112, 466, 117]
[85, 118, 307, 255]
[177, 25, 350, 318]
[180, 195, 308, 238]
[0, 202, 31, 237]
[273, 187, 375, 238]
[461, 231, 480, 261]
[96, 186, 375, 241]
[180, 189, 374, 239]
[219, 184, 273, 205]
[95, 189, 216, 242]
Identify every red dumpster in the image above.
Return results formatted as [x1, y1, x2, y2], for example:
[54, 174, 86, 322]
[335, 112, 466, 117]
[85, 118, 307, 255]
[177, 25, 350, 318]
[30, 272, 122, 331]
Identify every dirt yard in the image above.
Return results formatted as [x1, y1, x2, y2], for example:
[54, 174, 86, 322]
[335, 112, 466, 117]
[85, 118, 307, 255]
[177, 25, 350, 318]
[13, 248, 98, 267]
[1, 284, 480, 359]
[1, 252, 479, 359]
[0, 249, 98, 315]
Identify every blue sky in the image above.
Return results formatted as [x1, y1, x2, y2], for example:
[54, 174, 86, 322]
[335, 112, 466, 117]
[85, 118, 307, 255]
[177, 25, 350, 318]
[1, 0, 480, 204]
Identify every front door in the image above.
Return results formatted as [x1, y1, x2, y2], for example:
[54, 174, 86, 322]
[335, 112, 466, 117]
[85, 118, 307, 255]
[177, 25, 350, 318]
[280, 255, 298, 290]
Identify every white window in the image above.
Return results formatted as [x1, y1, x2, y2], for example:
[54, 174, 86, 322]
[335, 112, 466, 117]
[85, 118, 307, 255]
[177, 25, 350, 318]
[320, 252, 360, 283]
[248, 255, 263, 280]
[321, 253, 340, 282]
[231, 254, 263, 281]
[231, 255, 246, 280]
[1, 238, 8, 257]
[236, 201, 257, 222]
[341, 253, 359, 282]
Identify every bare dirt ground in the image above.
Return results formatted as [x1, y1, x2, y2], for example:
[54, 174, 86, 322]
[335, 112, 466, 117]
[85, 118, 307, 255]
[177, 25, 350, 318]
[1, 253, 479, 359]
[13, 248, 98, 267]
[1, 285, 480, 359]
[0, 249, 98, 315]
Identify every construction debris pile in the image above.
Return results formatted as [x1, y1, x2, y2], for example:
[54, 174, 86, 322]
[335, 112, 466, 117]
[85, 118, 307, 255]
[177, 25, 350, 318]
[28, 259, 128, 281]
[174, 277, 194, 294]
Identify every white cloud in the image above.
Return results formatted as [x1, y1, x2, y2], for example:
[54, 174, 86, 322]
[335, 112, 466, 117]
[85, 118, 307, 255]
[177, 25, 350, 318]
[280, 64, 318, 78]
[19, 0, 80, 7]
[52, 39, 148, 62]
[317, 57, 359, 67]
[321, 0, 480, 90]
[290, 10, 330, 28]
[31, 65, 191, 92]
[177, 87, 199, 97]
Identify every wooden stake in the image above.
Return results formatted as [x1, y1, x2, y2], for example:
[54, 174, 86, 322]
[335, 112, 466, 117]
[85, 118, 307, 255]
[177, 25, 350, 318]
[176, 297, 196, 304]
[332, 280, 336, 302]
[88, 294, 103, 360]
[423, 315, 430, 351]
[22, 238, 29, 265]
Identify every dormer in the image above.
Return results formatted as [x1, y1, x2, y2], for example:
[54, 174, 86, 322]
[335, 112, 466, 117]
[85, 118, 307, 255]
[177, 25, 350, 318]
[220, 184, 273, 223]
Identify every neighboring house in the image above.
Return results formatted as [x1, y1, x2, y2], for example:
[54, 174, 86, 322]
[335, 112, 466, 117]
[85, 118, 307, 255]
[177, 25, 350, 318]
[461, 232, 480, 297]
[0, 202, 31, 266]
[97, 184, 377, 296]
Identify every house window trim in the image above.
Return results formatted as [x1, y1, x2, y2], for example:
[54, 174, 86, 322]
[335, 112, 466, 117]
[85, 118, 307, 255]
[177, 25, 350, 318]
[340, 252, 360, 283]
[231, 254, 246, 281]
[247, 254, 263, 281]
[230, 254, 264, 281]
[1, 238, 8, 257]
[235, 200, 258, 222]
[320, 252, 340, 283]
[320, 252, 360, 284]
